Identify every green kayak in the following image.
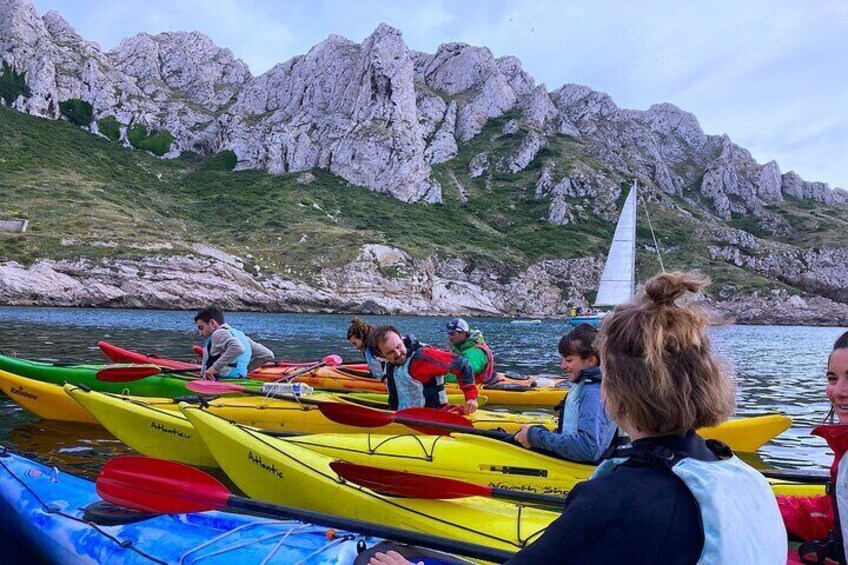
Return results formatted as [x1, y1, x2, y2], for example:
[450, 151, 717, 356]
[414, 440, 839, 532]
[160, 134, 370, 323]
[0, 353, 261, 398]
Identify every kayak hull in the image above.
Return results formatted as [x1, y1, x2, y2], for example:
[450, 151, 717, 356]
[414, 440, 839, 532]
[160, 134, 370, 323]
[0, 447, 379, 565]
[64, 385, 551, 467]
[182, 406, 555, 552]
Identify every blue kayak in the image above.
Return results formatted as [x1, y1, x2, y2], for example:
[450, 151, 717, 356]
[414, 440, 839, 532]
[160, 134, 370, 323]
[0, 447, 469, 564]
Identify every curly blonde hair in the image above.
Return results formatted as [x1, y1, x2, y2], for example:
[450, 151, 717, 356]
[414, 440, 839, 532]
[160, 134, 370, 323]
[596, 271, 735, 434]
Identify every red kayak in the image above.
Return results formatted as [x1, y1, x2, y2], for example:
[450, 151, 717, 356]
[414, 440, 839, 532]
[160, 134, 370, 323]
[97, 341, 370, 378]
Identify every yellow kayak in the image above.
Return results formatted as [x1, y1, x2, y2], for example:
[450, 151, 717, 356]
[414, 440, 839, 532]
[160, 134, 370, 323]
[286, 431, 822, 499]
[64, 385, 815, 500]
[182, 404, 555, 552]
[63, 385, 551, 465]
[0, 369, 178, 423]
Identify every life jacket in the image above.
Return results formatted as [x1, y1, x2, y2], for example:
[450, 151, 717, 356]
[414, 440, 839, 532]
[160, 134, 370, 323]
[363, 347, 385, 380]
[384, 336, 447, 411]
[797, 424, 848, 564]
[594, 439, 787, 564]
[202, 326, 252, 379]
[473, 340, 496, 385]
[556, 366, 602, 434]
[456, 330, 495, 385]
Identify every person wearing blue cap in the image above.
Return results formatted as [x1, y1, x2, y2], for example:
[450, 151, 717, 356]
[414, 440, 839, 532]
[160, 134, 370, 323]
[445, 317, 497, 385]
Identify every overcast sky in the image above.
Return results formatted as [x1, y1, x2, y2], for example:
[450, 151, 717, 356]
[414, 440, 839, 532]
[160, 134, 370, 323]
[31, 0, 848, 189]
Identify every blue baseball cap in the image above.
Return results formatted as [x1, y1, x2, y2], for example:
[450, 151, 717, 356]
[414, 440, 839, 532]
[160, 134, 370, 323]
[445, 318, 470, 333]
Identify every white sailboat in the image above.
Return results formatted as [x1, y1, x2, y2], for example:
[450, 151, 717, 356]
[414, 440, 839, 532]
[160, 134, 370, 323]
[567, 180, 639, 327]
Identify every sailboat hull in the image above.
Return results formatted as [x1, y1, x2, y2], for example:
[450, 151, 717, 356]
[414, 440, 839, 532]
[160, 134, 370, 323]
[566, 315, 604, 328]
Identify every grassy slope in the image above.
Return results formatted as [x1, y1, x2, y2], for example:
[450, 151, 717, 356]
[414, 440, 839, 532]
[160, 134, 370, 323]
[0, 106, 844, 298]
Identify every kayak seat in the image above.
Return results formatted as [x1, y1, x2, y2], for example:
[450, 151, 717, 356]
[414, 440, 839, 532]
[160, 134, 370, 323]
[82, 500, 158, 526]
[353, 541, 472, 564]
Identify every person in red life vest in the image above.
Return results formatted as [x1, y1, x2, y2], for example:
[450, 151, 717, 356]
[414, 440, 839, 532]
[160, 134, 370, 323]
[444, 317, 498, 385]
[370, 325, 478, 415]
[780, 330, 848, 564]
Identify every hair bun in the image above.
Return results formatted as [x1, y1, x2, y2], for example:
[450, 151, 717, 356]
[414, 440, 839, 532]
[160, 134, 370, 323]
[643, 271, 709, 306]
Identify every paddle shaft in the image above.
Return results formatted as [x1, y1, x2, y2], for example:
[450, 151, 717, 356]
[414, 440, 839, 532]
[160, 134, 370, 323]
[272, 361, 326, 383]
[489, 487, 564, 506]
[393, 415, 513, 441]
[760, 469, 829, 484]
[225, 494, 514, 563]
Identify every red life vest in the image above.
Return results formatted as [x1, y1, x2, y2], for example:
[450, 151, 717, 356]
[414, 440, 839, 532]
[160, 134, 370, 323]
[474, 341, 496, 385]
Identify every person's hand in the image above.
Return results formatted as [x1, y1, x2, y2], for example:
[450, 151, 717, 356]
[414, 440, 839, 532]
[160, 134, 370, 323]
[514, 424, 533, 448]
[463, 398, 478, 415]
[201, 368, 217, 380]
[368, 551, 420, 565]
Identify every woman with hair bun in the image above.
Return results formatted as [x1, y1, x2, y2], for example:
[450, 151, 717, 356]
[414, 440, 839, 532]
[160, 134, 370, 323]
[371, 271, 787, 564]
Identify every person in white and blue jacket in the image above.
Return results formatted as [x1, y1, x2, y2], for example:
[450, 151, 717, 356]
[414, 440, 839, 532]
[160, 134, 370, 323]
[514, 323, 617, 463]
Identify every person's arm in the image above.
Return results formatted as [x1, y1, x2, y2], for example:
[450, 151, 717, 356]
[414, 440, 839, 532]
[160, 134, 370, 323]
[247, 337, 274, 369]
[208, 330, 246, 375]
[526, 385, 615, 463]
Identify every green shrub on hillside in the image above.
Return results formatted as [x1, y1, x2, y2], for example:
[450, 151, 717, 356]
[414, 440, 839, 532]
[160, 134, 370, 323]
[127, 123, 174, 156]
[0, 62, 31, 105]
[59, 99, 93, 126]
[201, 150, 238, 171]
[97, 115, 121, 141]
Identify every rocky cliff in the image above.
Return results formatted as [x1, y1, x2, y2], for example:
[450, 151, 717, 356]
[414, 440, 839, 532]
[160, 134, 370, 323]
[2, 0, 847, 325]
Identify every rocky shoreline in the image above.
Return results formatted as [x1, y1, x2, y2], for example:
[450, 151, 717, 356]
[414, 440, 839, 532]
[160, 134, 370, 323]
[3, 244, 847, 327]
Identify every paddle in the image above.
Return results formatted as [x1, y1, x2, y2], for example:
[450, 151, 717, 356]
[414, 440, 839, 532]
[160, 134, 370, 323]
[97, 456, 514, 563]
[271, 354, 343, 383]
[760, 469, 829, 484]
[97, 354, 343, 384]
[330, 461, 565, 507]
[317, 402, 513, 440]
[96, 364, 198, 382]
[184, 355, 343, 396]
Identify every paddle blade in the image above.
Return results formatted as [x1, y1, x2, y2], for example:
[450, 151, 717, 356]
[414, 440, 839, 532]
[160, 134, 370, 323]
[395, 407, 474, 435]
[96, 365, 162, 382]
[330, 461, 491, 499]
[323, 354, 343, 367]
[317, 401, 394, 428]
[185, 380, 246, 395]
[97, 456, 230, 514]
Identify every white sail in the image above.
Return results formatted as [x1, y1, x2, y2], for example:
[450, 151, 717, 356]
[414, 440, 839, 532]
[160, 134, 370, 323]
[594, 182, 637, 307]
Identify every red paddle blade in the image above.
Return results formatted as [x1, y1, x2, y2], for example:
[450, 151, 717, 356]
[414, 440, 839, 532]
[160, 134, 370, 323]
[330, 461, 491, 499]
[394, 407, 474, 435]
[96, 365, 162, 382]
[317, 402, 394, 428]
[192, 345, 204, 357]
[185, 380, 246, 395]
[323, 354, 343, 367]
[96, 456, 230, 514]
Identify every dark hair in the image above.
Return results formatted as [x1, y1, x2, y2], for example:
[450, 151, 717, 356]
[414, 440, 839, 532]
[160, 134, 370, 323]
[369, 325, 402, 352]
[194, 304, 225, 324]
[558, 323, 598, 360]
[834, 331, 848, 350]
[597, 271, 735, 434]
[347, 318, 373, 341]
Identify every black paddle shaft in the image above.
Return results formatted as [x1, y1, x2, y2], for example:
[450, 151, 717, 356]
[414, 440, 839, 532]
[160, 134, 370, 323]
[226, 495, 515, 562]
[393, 416, 515, 441]
[490, 487, 565, 507]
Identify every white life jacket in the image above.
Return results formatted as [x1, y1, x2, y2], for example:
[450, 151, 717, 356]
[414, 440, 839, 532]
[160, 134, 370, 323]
[593, 447, 787, 564]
